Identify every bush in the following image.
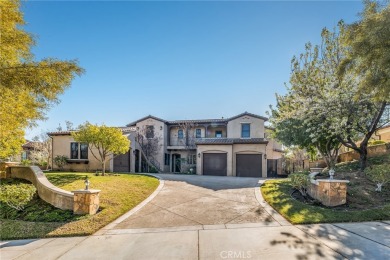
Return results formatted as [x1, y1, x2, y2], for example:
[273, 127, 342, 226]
[0, 182, 36, 211]
[364, 165, 389, 192]
[290, 173, 310, 196]
[54, 155, 68, 171]
[21, 159, 31, 166]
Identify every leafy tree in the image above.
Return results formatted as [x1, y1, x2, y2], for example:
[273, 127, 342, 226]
[271, 25, 388, 171]
[0, 0, 83, 159]
[72, 123, 130, 175]
[30, 132, 52, 169]
[340, 0, 390, 102]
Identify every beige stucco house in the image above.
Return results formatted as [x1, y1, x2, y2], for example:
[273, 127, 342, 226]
[48, 112, 284, 177]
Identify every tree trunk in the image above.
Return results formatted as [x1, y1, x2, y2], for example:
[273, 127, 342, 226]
[358, 142, 368, 171]
[102, 161, 106, 176]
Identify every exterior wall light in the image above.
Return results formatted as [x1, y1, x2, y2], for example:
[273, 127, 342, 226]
[198, 153, 201, 158]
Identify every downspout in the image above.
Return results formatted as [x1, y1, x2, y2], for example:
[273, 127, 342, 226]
[49, 135, 53, 170]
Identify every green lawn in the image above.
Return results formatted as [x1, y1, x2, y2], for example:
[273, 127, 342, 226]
[0, 173, 159, 240]
[261, 179, 390, 224]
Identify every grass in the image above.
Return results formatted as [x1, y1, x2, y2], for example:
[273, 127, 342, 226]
[0, 173, 159, 240]
[261, 179, 390, 224]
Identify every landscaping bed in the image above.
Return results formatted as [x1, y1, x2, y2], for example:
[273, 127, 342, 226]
[0, 173, 159, 240]
[261, 154, 390, 224]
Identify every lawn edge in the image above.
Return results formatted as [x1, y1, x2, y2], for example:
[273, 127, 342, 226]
[93, 173, 164, 235]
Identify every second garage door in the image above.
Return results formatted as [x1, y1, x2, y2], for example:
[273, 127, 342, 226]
[203, 153, 227, 176]
[236, 154, 262, 177]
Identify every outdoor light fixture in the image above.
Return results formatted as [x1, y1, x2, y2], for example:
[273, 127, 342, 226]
[160, 126, 163, 130]
[198, 153, 201, 158]
[84, 176, 90, 190]
[264, 154, 267, 160]
[329, 169, 335, 180]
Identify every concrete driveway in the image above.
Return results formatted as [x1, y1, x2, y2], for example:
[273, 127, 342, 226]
[113, 174, 283, 230]
[1, 174, 390, 260]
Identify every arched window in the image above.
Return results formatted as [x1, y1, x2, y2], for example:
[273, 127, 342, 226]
[178, 129, 184, 139]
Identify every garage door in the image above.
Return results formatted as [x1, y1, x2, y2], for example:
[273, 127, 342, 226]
[203, 153, 227, 176]
[236, 154, 262, 177]
[114, 151, 130, 172]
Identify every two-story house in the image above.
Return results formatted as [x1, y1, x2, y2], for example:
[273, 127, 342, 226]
[49, 112, 284, 177]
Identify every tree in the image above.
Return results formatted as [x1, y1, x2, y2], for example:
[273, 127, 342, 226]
[271, 25, 388, 171]
[72, 123, 130, 175]
[0, 0, 83, 159]
[340, 0, 390, 102]
[30, 132, 52, 170]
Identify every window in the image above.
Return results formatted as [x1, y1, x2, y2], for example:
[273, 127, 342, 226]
[196, 129, 201, 138]
[164, 153, 170, 166]
[146, 125, 154, 139]
[187, 154, 197, 165]
[21, 152, 27, 161]
[215, 131, 222, 138]
[70, 142, 88, 159]
[241, 124, 250, 138]
[70, 142, 79, 159]
[80, 143, 88, 159]
[178, 129, 184, 139]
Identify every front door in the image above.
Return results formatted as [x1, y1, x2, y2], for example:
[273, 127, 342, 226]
[172, 154, 181, 172]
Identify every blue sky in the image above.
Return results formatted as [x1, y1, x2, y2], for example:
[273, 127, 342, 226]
[23, 0, 363, 138]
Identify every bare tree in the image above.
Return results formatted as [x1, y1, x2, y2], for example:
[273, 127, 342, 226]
[30, 132, 52, 170]
[177, 122, 198, 173]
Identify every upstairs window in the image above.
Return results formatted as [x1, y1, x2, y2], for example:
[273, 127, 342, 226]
[241, 124, 250, 138]
[178, 129, 184, 139]
[196, 129, 201, 138]
[215, 131, 222, 138]
[146, 125, 154, 139]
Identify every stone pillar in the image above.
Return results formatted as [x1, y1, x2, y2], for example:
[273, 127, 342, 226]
[72, 189, 101, 215]
[307, 179, 349, 207]
[0, 162, 20, 179]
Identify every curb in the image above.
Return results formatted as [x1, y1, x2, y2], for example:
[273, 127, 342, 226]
[93, 173, 165, 235]
[255, 179, 292, 226]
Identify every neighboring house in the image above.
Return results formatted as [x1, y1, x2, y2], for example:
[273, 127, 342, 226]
[373, 125, 390, 143]
[48, 112, 284, 177]
[9, 141, 42, 162]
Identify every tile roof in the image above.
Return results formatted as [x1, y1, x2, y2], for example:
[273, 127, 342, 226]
[167, 119, 227, 125]
[48, 127, 133, 136]
[195, 138, 268, 145]
[126, 115, 167, 126]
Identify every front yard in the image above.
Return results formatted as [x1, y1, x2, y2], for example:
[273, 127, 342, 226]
[261, 179, 390, 224]
[0, 173, 159, 240]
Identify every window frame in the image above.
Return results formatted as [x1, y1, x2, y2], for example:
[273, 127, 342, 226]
[178, 129, 184, 139]
[70, 142, 79, 159]
[215, 130, 223, 138]
[241, 123, 250, 138]
[80, 143, 89, 159]
[195, 128, 201, 138]
[146, 125, 155, 139]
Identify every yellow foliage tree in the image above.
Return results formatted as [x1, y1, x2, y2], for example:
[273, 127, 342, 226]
[0, 0, 84, 159]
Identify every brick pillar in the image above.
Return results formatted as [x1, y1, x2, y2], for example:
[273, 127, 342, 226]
[72, 189, 101, 215]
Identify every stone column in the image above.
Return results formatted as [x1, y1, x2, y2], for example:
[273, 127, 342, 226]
[72, 189, 101, 215]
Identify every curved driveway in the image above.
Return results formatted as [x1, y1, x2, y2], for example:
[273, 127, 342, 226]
[113, 174, 283, 230]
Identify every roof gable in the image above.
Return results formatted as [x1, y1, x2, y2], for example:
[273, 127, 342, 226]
[126, 115, 167, 126]
[228, 112, 268, 122]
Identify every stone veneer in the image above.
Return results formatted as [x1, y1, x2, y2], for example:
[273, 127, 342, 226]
[72, 189, 100, 215]
[307, 179, 349, 207]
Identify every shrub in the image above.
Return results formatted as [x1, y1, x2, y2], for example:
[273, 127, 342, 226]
[290, 173, 310, 196]
[364, 165, 389, 192]
[0, 183, 36, 211]
[54, 155, 68, 171]
[21, 159, 31, 166]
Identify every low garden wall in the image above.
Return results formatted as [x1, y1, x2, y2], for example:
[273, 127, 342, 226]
[307, 179, 349, 207]
[0, 164, 100, 214]
[339, 143, 389, 162]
